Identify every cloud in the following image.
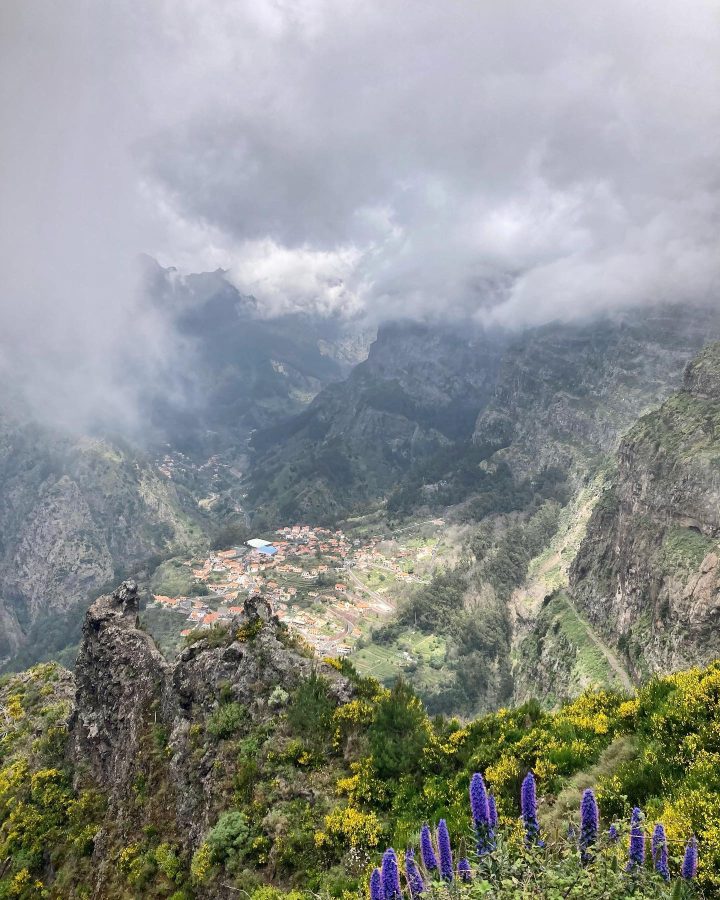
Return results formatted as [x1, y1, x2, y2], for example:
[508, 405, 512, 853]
[144, 0, 720, 324]
[1, 0, 719, 427]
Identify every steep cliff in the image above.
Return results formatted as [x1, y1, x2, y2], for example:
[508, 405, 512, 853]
[570, 341, 720, 677]
[473, 304, 720, 484]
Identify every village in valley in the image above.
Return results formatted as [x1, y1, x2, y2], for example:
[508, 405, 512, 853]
[145, 519, 453, 680]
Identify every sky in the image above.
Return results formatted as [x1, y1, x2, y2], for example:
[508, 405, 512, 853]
[1, 0, 719, 428]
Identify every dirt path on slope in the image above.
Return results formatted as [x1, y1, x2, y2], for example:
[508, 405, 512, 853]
[582, 619, 633, 691]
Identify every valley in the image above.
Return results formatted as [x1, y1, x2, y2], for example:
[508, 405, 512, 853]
[142, 517, 458, 694]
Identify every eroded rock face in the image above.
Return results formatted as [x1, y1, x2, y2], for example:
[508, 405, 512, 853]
[473, 306, 720, 484]
[72, 581, 352, 895]
[73, 580, 166, 792]
[570, 342, 720, 676]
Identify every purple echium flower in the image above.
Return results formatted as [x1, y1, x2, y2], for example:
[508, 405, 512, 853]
[682, 836, 698, 880]
[652, 824, 670, 882]
[458, 858, 472, 882]
[370, 868, 383, 900]
[381, 848, 402, 900]
[488, 794, 498, 830]
[470, 773, 494, 854]
[470, 773, 490, 823]
[608, 824, 619, 842]
[437, 819, 454, 882]
[626, 808, 645, 871]
[405, 849, 425, 898]
[521, 772, 541, 846]
[420, 824, 438, 872]
[579, 789, 599, 864]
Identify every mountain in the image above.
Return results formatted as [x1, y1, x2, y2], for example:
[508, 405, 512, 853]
[279, 306, 720, 717]
[247, 321, 507, 524]
[569, 340, 720, 679]
[0, 262, 373, 672]
[144, 259, 372, 457]
[1, 579, 718, 897]
[248, 305, 720, 529]
[0, 416, 203, 668]
[473, 304, 720, 478]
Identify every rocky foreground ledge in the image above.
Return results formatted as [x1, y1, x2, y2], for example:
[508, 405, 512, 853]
[70, 580, 352, 896]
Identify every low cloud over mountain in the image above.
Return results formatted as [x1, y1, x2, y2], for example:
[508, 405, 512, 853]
[1, 0, 718, 428]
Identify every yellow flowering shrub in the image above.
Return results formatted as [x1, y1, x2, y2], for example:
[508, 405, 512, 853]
[336, 757, 386, 805]
[486, 755, 521, 794]
[331, 698, 375, 745]
[314, 805, 381, 850]
[190, 842, 213, 882]
[6, 695, 24, 721]
[118, 843, 141, 874]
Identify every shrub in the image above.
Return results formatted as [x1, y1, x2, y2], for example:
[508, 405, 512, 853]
[205, 810, 252, 871]
[207, 702, 247, 739]
[287, 672, 335, 746]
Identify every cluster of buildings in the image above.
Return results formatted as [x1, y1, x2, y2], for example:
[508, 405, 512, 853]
[150, 522, 442, 656]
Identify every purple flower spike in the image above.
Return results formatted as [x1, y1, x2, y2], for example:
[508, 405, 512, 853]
[370, 868, 383, 900]
[437, 819, 453, 882]
[608, 824, 619, 842]
[579, 789, 599, 864]
[381, 848, 402, 900]
[488, 795, 498, 830]
[457, 857, 472, 882]
[626, 808, 645, 871]
[682, 836, 698, 880]
[405, 849, 424, 898]
[470, 772, 495, 854]
[420, 824, 437, 872]
[470, 773, 490, 824]
[521, 772, 541, 846]
[652, 824, 670, 882]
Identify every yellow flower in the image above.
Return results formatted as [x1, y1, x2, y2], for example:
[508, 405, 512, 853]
[315, 805, 381, 849]
[190, 842, 213, 882]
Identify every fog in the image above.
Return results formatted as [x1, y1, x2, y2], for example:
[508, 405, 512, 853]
[1, 0, 718, 428]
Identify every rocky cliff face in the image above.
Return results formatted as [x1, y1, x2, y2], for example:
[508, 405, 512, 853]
[570, 341, 720, 677]
[0, 420, 201, 665]
[473, 305, 720, 484]
[72, 581, 352, 897]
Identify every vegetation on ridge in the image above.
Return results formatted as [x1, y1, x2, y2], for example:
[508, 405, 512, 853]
[4, 651, 720, 897]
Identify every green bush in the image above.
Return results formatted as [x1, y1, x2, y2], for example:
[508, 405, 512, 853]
[206, 810, 251, 871]
[207, 702, 247, 739]
[287, 672, 335, 747]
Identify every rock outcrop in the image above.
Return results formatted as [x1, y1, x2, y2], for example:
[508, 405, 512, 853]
[72, 580, 352, 896]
